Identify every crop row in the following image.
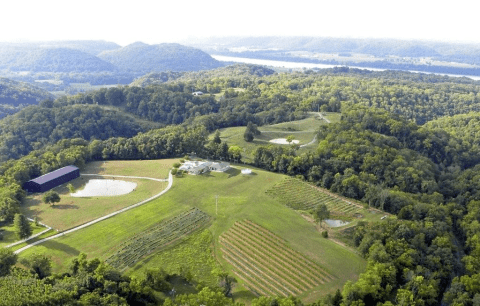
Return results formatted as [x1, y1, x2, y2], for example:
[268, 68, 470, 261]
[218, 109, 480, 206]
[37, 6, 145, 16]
[266, 178, 362, 214]
[219, 220, 335, 297]
[106, 208, 211, 271]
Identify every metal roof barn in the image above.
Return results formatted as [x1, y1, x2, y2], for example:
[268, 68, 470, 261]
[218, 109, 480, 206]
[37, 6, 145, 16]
[23, 165, 80, 193]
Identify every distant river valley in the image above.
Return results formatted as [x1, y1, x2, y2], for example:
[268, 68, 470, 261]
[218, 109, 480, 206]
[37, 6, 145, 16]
[212, 55, 480, 81]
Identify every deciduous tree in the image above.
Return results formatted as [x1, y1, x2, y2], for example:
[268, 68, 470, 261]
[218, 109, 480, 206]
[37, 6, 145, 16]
[14, 213, 31, 239]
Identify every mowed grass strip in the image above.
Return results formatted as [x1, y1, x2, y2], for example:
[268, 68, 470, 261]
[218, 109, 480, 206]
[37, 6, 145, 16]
[220, 220, 335, 297]
[106, 208, 211, 272]
[82, 159, 179, 179]
[266, 177, 362, 214]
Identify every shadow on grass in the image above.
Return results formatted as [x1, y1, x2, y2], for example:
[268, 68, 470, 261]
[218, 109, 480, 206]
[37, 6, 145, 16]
[226, 168, 241, 178]
[52, 204, 80, 210]
[233, 289, 257, 302]
[32, 239, 80, 256]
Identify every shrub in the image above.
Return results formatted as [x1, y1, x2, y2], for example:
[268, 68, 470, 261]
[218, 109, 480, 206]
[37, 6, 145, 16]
[173, 162, 181, 168]
[322, 231, 328, 238]
[179, 159, 185, 163]
[171, 168, 178, 175]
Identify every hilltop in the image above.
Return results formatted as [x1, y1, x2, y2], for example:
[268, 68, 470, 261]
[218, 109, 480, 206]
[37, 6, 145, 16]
[98, 42, 223, 73]
[0, 77, 53, 105]
[0, 47, 117, 72]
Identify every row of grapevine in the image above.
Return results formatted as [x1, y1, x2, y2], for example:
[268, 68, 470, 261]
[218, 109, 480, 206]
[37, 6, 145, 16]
[220, 220, 335, 297]
[106, 208, 211, 271]
[266, 177, 362, 214]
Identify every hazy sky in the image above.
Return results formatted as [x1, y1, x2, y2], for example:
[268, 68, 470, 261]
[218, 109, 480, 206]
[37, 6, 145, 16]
[1, 0, 478, 46]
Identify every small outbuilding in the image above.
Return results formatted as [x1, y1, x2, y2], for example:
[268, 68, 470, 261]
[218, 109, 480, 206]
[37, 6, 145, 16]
[23, 165, 80, 193]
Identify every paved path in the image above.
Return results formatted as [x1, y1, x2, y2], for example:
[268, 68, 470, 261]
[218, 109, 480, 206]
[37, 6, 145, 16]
[14, 172, 173, 254]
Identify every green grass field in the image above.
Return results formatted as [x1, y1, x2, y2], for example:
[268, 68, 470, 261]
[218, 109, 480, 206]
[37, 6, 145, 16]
[214, 113, 340, 162]
[0, 223, 48, 248]
[22, 177, 167, 231]
[19, 159, 176, 231]
[83, 159, 178, 179]
[17, 160, 366, 304]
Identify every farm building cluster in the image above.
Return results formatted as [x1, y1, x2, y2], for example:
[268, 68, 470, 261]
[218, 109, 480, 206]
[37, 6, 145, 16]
[179, 161, 230, 175]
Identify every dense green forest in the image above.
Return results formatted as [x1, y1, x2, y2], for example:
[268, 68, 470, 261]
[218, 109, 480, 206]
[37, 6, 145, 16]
[4, 66, 480, 304]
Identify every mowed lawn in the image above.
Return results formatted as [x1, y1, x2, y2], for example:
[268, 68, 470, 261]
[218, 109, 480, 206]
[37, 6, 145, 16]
[18, 162, 366, 304]
[0, 223, 49, 248]
[22, 177, 167, 231]
[20, 159, 177, 231]
[83, 159, 179, 179]
[215, 113, 340, 162]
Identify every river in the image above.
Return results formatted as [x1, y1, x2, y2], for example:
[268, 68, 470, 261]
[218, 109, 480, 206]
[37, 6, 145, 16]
[212, 55, 480, 81]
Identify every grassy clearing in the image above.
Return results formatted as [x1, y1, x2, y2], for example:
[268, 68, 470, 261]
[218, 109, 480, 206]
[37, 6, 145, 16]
[213, 88, 246, 101]
[17, 161, 366, 304]
[0, 223, 48, 248]
[83, 159, 178, 179]
[21, 177, 167, 231]
[214, 113, 339, 162]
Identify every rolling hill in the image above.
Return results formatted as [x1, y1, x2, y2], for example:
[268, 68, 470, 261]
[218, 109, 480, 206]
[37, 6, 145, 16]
[0, 45, 117, 72]
[98, 42, 223, 72]
[0, 77, 53, 105]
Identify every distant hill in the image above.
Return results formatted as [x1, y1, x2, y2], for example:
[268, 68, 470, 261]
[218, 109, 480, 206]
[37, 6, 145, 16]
[130, 64, 275, 87]
[98, 42, 223, 73]
[130, 71, 185, 87]
[0, 41, 120, 56]
[0, 77, 53, 105]
[187, 36, 478, 59]
[33, 40, 121, 56]
[0, 47, 117, 72]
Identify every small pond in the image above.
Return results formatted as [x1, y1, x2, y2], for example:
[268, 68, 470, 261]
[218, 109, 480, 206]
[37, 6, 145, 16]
[71, 179, 137, 197]
[324, 219, 350, 227]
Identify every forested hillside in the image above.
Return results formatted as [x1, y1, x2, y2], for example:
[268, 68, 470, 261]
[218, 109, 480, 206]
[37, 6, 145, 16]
[3, 66, 480, 304]
[0, 48, 117, 72]
[98, 42, 223, 73]
[0, 78, 53, 105]
[4, 66, 480, 162]
[0, 104, 160, 162]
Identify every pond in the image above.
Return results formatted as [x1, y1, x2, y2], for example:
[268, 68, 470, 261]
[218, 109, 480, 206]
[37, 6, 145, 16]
[324, 219, 350, 227]
[71, 179, 137, 197]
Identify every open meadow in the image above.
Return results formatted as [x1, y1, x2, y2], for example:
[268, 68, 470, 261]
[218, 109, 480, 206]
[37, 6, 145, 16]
[17, 159, 366, 304]
[215, 112, 341, 162]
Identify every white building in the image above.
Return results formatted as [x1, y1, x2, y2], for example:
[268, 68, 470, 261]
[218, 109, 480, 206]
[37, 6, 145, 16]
[178, 160, 229, 175]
